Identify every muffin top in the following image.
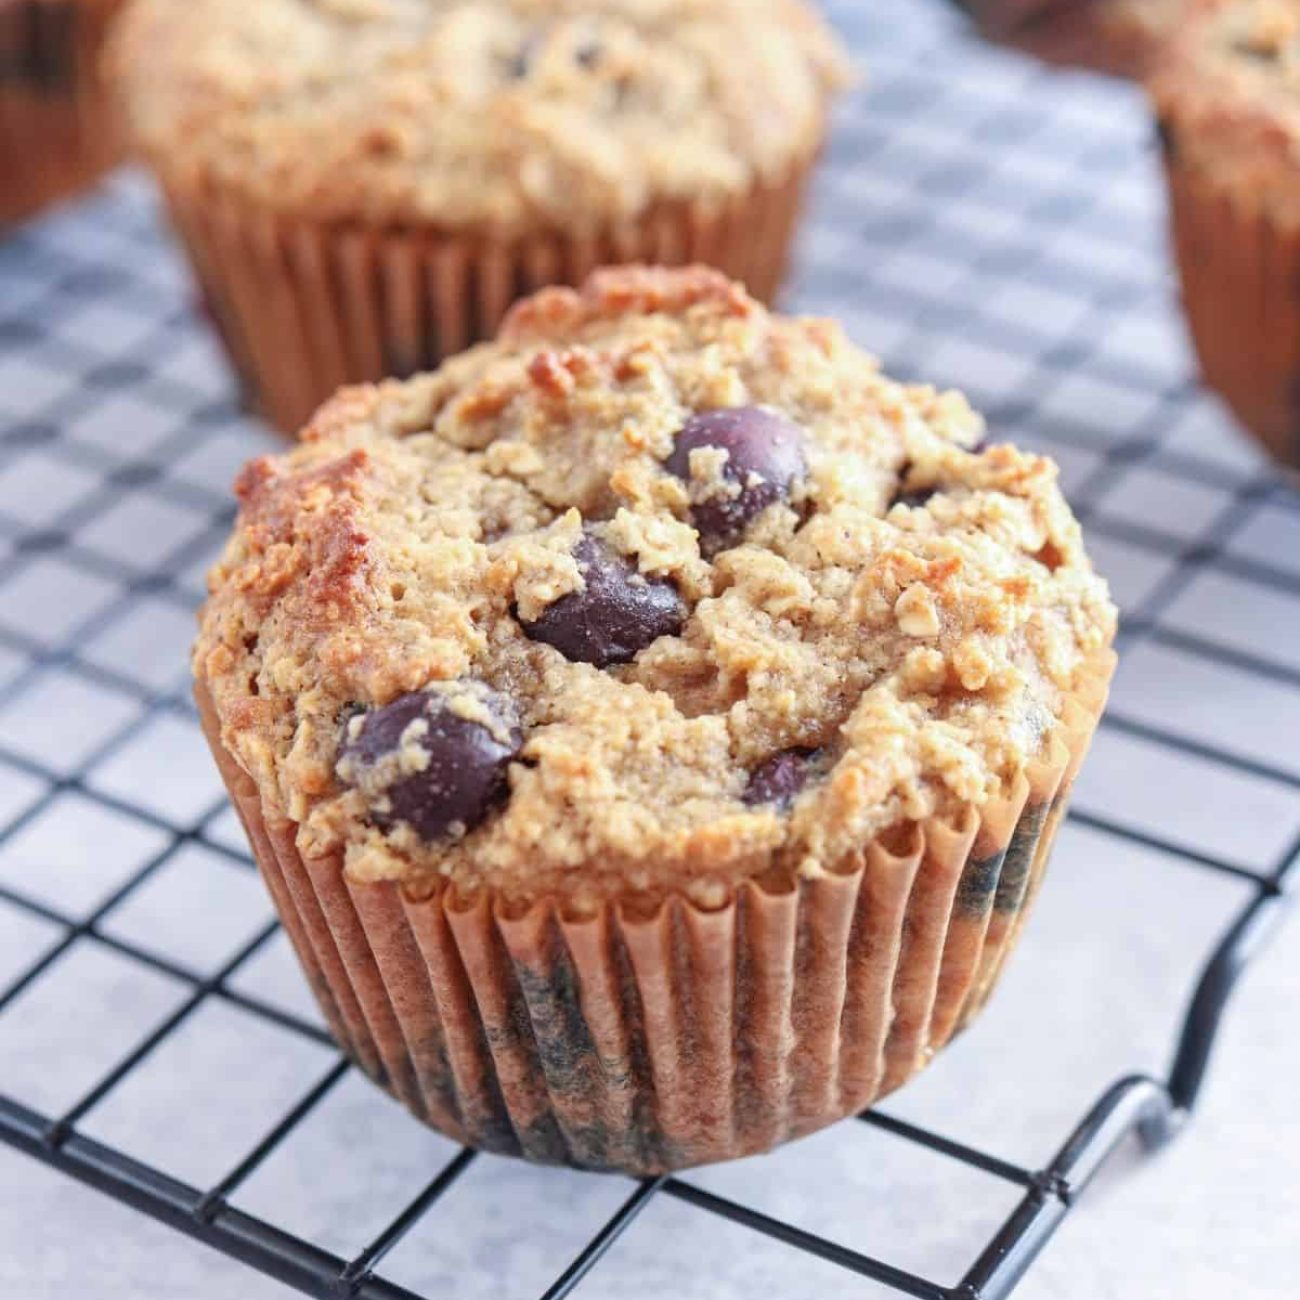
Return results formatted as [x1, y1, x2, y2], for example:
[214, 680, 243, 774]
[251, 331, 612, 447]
[110, 0, 849, 233]
[967, 0, 1216, 62]
[195, 267, 1116, 908]
[1151, 0, 1300, 214]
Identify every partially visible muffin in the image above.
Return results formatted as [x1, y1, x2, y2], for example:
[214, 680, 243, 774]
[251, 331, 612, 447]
[110, 0, 851, 434]
[959, 0, 1219, 75]
[0, 0, 125, 223]
[1151, 0, 1300, 470]
[194, 265, 1116, 1173]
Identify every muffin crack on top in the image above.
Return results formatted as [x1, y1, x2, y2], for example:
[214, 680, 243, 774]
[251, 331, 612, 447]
[110, 0, 852, 231]
[195, 266, 1117, 908]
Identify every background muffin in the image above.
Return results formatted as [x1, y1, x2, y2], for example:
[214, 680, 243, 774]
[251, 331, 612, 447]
[194, 266, 1117, 1174]
[0, 0, 124, 223]
[957, 0, 1218, 75]
[110, 0, 850, 435]
[1151, 0, 1300, 471]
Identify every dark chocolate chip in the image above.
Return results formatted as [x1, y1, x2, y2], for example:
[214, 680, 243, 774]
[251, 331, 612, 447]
[665, 407, 807, 554]
[520, 529, 686, 667]
[341, 688, 522, 841]
[890, 486, 938, 510]
[508, 33, 541, 80]
[742, 748, 819, 809]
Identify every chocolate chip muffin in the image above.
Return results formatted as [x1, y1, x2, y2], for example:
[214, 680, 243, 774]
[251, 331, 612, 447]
[1152, 0, 1300, 471]
[110, 0, 850, 435]
[194, 266, 1117, 1174]
[0, 0, 125, 223]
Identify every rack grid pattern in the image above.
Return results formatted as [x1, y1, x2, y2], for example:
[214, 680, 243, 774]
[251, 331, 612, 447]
[0, 3, 1296, 1297]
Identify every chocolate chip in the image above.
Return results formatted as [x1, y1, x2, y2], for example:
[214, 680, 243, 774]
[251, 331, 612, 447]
[666, 407, 807, 554]
[889, 461, 938, 511]
[509, 33, 542, 80]
[742, 749, 819, 809]
[341, 689, 522, 841]
[890, 486, 938, 510]
[520, 529, 686, 667]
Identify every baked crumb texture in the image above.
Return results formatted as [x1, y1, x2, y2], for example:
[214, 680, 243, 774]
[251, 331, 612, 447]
[110, 0, 850, 433]
[195, 267, 1117, 1170]
[1151, 0, 1300, 466]
[0, 0, 125, 223]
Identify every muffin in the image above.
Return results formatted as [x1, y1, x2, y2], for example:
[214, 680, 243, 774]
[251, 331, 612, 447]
[1152, 0, 1300, 471]
[0, 0, 124, 223]
[957, 0, 1216, 75]
[194, 266, 1117, 1174]
[109, 0, 850, 436]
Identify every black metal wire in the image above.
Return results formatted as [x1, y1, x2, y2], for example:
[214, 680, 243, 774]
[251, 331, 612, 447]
[0, 1, 1295, 1297]
[535, 1178, 665, 1300]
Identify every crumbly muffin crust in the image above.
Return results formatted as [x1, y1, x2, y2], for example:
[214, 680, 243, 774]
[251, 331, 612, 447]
[1151, 0, 1300, 219]
[194, 267, 1116, 908]
[110, 0, 850, 233]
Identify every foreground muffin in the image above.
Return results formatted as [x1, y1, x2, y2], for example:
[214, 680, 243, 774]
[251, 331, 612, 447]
[0, 0, 124, 223]
[1152, 0, 1300, 471]
[194, 266, 1117, 1173]
[110, 0, 849, 435]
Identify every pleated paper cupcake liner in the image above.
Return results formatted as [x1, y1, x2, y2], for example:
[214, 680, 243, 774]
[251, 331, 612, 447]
[153, 156, 818, 437]
[1165, 156, 1300, 473]
[0, 0, 122, 224]
[196, 650, 1113, 1175]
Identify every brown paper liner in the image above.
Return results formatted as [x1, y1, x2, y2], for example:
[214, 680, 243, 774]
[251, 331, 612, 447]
[1164, 156, 1300, 473]
[195, 649, 1115, 1174]
[151, 155, 818, 436]
[0, 0, 123, 225]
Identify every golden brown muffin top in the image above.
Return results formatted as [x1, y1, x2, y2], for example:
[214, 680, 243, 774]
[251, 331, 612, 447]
[1150, 0, 1300, 215]
[194, 267, 1116, 908]
[110, 0, 850, 232]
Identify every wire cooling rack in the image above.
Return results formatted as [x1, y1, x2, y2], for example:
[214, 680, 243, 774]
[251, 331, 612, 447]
[0, 2, 1296, 1297]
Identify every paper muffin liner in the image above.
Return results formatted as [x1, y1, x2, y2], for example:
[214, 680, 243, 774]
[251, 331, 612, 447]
[151, 155, 818, 436]
[195, 650, 1114, 1174]
[0, 0, 122, 224]
[1163, 154, 1300, 472]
